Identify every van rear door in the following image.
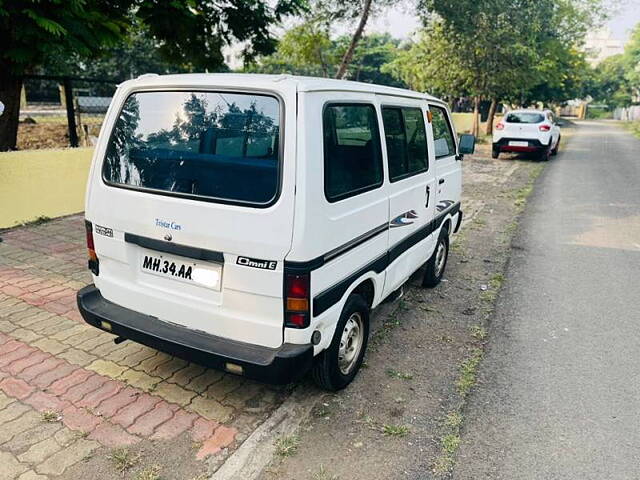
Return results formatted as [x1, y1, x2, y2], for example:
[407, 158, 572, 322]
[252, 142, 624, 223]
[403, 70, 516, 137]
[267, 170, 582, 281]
[86, 88, 295, 349]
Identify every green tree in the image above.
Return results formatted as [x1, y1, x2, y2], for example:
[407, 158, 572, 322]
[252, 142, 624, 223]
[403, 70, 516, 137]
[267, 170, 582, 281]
[40, 22, 193, 80]
[391, 0, 606, 136]
[0, 0, 304, 151]
[247, 28, 406, 88]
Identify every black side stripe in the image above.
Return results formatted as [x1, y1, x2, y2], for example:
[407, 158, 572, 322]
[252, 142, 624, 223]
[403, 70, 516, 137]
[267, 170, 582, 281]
[125, 233, 224, 263]
[312, 202, 460, 316]
[313, 254, 387, 317]
[285, 222, 388, 273]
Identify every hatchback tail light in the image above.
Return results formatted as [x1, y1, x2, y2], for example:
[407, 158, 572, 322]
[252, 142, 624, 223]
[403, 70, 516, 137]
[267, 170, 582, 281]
[495, 122, 505, 130]
[539, 124, 551, 131]
[284, 273, 310, 328]
[85, 220, 99, 275]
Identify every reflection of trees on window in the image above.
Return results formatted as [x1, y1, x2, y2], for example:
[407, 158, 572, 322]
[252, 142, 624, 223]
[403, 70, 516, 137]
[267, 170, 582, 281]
[143, 94, 277, 158]
[104, 96, 142, 184]
[102, 92, 281, 204]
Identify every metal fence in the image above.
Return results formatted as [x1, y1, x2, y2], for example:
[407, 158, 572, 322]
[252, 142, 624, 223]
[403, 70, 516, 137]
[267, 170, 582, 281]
[19, 75, 118, 149]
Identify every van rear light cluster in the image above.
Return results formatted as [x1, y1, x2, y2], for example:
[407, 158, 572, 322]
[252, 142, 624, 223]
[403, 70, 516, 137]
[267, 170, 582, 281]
[85, 220, 99, 275]
[284, 273, 310, 328]
[495, 122, 505, 130]
[539, 124, 551, 131]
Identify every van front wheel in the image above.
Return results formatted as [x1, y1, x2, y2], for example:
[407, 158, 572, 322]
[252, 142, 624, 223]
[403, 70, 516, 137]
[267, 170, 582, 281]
[422, 227, 449, 288]
[312, 294, 370, 391]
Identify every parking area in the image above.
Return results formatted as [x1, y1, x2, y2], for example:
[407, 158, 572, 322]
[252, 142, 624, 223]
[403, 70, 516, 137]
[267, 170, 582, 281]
[0, 216, 288, 479]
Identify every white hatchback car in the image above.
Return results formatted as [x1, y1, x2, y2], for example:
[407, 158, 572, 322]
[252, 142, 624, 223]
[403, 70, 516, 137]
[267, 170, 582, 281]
[492, 109, 561, 160]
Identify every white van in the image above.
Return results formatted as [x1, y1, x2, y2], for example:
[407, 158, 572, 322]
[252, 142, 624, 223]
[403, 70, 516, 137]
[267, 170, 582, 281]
[77, 74, 475, 391]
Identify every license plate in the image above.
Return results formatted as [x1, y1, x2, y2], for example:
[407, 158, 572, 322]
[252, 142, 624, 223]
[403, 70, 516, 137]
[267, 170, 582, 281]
[141, 252, 222, 290]
[509, 141, 529, 147]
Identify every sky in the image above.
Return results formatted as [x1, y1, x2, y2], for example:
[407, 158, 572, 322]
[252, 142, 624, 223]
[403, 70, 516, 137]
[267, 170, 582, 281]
[365, 0, 640, 42]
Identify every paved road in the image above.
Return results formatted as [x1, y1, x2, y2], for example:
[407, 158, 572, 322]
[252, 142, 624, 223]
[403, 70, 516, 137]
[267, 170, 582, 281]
[453, 121, 640, 480]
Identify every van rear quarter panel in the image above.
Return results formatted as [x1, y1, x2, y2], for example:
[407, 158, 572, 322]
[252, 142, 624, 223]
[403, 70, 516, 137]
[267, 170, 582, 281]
[85, 78, 298, 349]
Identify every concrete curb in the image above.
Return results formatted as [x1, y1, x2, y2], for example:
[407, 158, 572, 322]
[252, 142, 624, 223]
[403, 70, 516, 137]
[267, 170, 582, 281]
[210, 385, 320, 480]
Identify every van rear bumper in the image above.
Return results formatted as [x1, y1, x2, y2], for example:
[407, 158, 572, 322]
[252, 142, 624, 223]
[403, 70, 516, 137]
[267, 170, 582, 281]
[76, 285, 313, 385]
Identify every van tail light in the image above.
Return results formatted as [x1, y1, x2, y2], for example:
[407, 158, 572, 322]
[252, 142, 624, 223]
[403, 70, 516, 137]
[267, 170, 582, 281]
[539, 124, 551, 131]
[85, 220, 99, 275]
[495, 122, 505, 130]
[284, 273, 310, 328]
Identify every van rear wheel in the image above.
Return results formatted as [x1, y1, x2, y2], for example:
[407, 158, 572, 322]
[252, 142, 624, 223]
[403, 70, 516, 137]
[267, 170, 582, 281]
[312, 294, 369, 391]
[422, 227, 449, 288]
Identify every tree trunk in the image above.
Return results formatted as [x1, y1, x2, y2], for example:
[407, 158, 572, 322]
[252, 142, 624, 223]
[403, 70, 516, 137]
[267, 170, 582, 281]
[0, 74, 22, 151]
[335, 0, 373, 80]
[485, 98, 498, 136]
[471, 96, 480, 138]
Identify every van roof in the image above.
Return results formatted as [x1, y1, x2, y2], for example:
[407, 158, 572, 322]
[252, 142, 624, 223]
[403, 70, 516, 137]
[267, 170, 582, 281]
[121, 73, 445, 104]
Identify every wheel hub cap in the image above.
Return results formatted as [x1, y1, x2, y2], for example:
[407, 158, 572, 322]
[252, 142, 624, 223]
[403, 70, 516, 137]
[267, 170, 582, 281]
[435, 242, 447, 277]
[338, 313, 364, 375]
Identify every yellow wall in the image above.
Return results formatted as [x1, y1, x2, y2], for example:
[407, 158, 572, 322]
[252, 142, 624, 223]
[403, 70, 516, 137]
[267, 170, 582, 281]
[452, 112, 503, 134]
[0, 148, 93, 228]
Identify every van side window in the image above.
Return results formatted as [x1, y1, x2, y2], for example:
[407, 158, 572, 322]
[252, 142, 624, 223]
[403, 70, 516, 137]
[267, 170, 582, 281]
[323, 104, 383, 202]
[430, 106, 456, 159]
[381, 107, 428, 182]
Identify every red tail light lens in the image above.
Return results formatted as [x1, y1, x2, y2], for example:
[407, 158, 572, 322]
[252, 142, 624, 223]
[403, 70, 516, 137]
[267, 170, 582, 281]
[85, 220, 99, 275]
[284, 273, 310, 328]
[495, 122, 505, 130]
[539, 124, 551, 131]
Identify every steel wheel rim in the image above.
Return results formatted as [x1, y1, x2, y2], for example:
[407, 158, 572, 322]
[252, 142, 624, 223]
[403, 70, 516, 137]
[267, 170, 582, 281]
[434, 241, 447, 277]
[338, 313, 364, 375]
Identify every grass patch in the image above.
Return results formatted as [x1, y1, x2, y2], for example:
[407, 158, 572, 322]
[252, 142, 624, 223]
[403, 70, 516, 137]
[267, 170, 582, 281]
[489, 272, 504, 289]
[445, 411, 463, 429]
[135, 465, 162, 480]
[456, 347, 484, 396]
[108, 447, 139, 475]
[386, 368, 413, 380]
[382, 424, 409, 437]
[41, 410, 61, 422]
[623, 121, 640, 138]
[470, 325, 487, 341]
[313, 465, 339, 480]
[441, 433, 461, 454]
[21, 215, 52, 227]
[275, 435, 299, 457]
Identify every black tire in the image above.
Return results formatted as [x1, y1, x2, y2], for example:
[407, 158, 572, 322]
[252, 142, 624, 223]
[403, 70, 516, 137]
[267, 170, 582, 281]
[491, 146, 500, 159]
[539, 142, 552, 161]
[422, 227, 450, 288]
[551, 135, 560, 155]
[312, 294, 370, 391]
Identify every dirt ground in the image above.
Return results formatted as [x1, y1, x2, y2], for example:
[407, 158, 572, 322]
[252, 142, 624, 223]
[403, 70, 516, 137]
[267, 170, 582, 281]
[258, 144, 547, 480]
[16, 118, 103, 150]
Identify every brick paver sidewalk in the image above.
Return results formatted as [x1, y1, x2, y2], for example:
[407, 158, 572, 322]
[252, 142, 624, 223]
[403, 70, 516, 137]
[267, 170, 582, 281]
[0, 216, 287, 479]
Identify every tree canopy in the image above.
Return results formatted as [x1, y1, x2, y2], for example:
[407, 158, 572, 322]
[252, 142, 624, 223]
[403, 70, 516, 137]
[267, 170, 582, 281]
[0, 0, 305, 150]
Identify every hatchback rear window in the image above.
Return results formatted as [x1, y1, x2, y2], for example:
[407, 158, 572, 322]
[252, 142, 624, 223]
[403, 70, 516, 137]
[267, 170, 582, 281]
[505, 112, 545, 124]
[102, 91, 281, 206]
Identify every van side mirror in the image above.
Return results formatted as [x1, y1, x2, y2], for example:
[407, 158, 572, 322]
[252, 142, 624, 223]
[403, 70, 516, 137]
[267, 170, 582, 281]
[458, 134, 476, 155]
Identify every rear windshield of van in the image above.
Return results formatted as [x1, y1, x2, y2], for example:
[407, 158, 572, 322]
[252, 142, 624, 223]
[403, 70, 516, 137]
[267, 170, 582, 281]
[102, 91, 281, 206]
[505, 112, 544, 124]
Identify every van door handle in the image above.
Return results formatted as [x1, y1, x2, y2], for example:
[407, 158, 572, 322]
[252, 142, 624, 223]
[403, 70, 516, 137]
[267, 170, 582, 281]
[426, 185, 430, 207]
[438, 179, 445, 185]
